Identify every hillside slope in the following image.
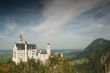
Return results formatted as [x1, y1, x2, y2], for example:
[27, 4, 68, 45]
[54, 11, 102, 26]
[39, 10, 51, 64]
[81, 38, 110, 73]
[82, 38, 110, 56]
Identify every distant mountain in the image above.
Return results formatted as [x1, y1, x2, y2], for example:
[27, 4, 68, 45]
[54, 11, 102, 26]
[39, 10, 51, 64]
[80, 38, 110, 73]
[82, 38, 110, 56]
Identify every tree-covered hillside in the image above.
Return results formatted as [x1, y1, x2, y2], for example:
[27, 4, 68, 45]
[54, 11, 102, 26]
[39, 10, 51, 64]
[80, 38, 110, 73]
[84, 38, 110, 53]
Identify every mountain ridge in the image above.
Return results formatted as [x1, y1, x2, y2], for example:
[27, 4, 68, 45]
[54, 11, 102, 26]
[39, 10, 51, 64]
[82, 38, 110, 56]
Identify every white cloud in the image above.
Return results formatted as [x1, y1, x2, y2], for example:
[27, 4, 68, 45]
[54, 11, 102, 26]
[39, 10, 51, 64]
[0, 33, 17, 49]
[5, 21, 16, 31]
[0, 0, 110, 50]
[31, 0, 100, 37]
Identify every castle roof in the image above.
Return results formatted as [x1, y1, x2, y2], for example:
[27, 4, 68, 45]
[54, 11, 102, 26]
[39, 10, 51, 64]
[38, 49, 47, 54]
[27, 44, 36, 49]
[16, 43, 36, 50]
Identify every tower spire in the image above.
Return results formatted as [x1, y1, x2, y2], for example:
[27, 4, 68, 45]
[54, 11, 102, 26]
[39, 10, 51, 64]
[18, 34, 23, 43]
[20, 34, 23, 41]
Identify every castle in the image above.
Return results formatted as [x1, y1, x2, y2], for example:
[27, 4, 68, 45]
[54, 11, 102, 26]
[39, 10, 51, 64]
[12, 34, 51, 64]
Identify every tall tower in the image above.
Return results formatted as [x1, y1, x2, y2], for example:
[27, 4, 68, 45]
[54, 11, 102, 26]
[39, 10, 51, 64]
[12, 44, 18, 64]
[46, 44, 51, 55]
[24, 42, 27, 62]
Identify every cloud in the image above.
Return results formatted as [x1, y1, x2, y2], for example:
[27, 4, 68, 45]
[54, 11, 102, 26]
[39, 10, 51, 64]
[5, 21, 16, 31]
[31, 0, 100, 37]
[0, 0, 110, 49]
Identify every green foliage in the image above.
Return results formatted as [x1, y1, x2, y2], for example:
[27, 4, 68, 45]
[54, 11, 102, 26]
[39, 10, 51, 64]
[0, 55, 76, 73]
[78, 38, 110, 73]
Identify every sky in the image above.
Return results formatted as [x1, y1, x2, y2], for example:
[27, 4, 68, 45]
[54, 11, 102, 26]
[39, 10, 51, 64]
[0, 0, 110, 50]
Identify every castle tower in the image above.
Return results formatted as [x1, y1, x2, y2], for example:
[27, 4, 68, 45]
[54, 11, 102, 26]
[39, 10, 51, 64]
[12, 44, 18, 64]
[46, 44, 51, 55]
[24, 41, 27, 62]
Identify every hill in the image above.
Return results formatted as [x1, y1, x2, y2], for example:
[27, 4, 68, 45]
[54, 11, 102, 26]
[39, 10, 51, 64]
[80, 38, 110, 73]
[81, 38, 110, 57]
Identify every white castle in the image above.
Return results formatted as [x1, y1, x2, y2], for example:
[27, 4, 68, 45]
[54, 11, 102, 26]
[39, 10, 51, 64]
[12, 34, 51, 64]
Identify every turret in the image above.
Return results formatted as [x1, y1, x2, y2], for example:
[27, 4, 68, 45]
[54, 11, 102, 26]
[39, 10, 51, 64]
[12, 44, 18, 64]
[46, 44, 51, 55]
[24, 41, 27, 62]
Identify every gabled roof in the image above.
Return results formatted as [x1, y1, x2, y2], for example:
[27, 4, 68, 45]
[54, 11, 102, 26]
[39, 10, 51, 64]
[16, 43, 25, 50]
[27, 44, 36, 49]
[16, 43, 37, 50]
[38, 49, 47, 54]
